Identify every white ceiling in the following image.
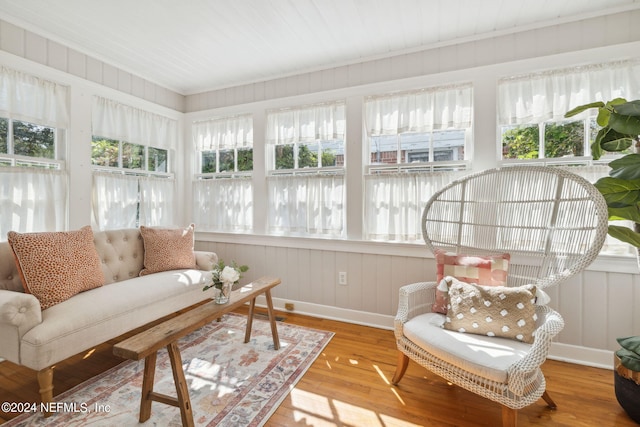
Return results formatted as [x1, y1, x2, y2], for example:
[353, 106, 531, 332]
[0, 0, 639, 95]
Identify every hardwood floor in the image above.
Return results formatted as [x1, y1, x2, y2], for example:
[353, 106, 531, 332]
[0, 307, 634, 426]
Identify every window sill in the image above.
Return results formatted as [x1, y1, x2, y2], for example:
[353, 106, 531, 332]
[195, 231, 639, 274]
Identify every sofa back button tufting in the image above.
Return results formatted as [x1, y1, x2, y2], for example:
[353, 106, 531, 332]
[113, 276, 118, 281]
[19, 307, 26, 313]
[7, 275, 12, 280]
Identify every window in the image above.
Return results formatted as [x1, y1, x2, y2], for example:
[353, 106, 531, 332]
[0, 67, 69, 239]
[498, 60, 640, 256]
[266, 101, 346, 237]
[364, 84, 473, 242]
[91, 136, 168, 172]
[193, 115, 253, 232]
[498, 60, 640, 164]
[91, 97, 177, 230]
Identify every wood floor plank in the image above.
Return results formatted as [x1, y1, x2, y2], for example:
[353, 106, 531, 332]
[0, 306, 635, 426]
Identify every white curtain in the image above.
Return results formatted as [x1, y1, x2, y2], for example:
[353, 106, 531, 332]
[140, 176, 175, 227]
[92, 96, 177, 149]
[266, 102, 345, 144]
[498, 60, 640, 125]
[365, 84, 473, 135]
[193, 177, 253, 232]
[267, 174, 344, 236]
[0, 168, 67, 239]
[194, 115, 253, 150]
[0, 66, 69, 127]
[91, 172, 139, 230]
[364, 171, 464, 242]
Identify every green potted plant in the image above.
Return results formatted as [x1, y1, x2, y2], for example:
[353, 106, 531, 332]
[565, 99, 640, 423]
[565, 98, 640, 249]
[615, 337, 640, 423]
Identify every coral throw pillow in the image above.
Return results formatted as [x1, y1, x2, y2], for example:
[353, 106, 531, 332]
[139, 224, 197, 276]
[432, 250, 510, 314]
[7, 226, 105, 310]
[443, 281, 538, 343]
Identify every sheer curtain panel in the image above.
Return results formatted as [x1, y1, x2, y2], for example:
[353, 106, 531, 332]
[498, 60, 640, 125]
[364, 171, 463, 241]
[267, 174, 344, 237]
[91, 172, 139, 230]
[194, 115, 253, 150]
[0, 66, 69, 127]
[0, 168, 67, 239]
[365, 84, 472, 135]
[92, 97, 177, 149]
[266, 103, 345, 144]
[140, 176, 175, 227]
[193, 177, 253, 232]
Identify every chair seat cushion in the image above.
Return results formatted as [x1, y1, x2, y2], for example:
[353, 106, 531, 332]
[403, 313, 532, 383]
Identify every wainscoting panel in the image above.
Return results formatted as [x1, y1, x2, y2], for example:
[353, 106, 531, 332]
[196, 238, 639, 368]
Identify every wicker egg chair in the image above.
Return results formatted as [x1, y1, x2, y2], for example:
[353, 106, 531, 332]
[392, 166, 609, 427]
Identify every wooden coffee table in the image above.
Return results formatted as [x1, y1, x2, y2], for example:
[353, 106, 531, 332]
[113, 276, 281, 427]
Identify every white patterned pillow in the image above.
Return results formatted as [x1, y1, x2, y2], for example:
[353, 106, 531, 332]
[443, 281, 538, 344]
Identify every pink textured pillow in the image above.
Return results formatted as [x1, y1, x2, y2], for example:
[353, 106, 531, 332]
[139, 224, 197, 276]
[432, 249, 510, 314]
[7, 226, 105, 310]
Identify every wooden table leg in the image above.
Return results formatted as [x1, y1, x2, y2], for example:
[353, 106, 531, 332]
[265, 289, 280, 350]
[139, 352, 157, 422]
[244, 297, 256, 343]
[166, 342, 195, 427]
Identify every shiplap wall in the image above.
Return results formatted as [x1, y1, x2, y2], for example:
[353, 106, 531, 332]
[194, 237, 640, 368]
[1, 8, 640, 368]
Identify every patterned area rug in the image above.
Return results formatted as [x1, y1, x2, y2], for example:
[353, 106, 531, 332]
[6, 313, 333, 426]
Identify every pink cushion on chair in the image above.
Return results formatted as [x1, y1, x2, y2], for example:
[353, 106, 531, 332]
[432, 250, 510, 314]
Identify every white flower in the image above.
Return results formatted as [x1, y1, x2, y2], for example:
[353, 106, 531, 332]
[220, 265, 240, 284]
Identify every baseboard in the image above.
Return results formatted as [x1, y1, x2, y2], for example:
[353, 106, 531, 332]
[548, 342, 614, 370]
[253, 296, 615, 370]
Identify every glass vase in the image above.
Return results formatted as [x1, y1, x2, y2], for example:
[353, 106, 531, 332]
[214, 282, 232, 304]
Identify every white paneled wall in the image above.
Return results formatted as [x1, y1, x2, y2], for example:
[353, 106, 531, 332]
[196, 237, 640, 368]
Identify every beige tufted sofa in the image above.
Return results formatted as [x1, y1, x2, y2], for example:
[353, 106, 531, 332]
[0, 228, 217, 407]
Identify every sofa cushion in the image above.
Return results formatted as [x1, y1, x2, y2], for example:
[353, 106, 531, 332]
[19, 268, 210, 369]
[139, 224, 197, 276]
[403, 312, 532, 383]
[444, 281, 538, 343]
[7, 226, 105, 310]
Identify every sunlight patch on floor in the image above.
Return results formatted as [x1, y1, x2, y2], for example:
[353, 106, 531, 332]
[290, 388, 421, 427]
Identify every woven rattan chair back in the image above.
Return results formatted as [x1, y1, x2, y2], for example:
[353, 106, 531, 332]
[422, 166, 609, 289]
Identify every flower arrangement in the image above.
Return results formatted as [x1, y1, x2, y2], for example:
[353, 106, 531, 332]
[202, 259, 249, 292]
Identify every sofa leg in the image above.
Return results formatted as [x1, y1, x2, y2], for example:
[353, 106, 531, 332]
[391, 352, 409, 385]
[37, 367, 54, 417]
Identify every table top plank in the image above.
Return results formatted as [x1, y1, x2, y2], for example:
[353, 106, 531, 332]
[113, 276, 281, 360]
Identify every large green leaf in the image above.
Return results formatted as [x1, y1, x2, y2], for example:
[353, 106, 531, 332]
[608, 225, 640, 248]
[618, 336, 640, 355]
[613, 100, 640, 117]
[608, 111, 640, 135]
[609, 154, 640, 180]
[596, 127, 634, 154]
[616, 348, 640, 371]
[608, 205, 640, 222]
[564, 101, 605, 118]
